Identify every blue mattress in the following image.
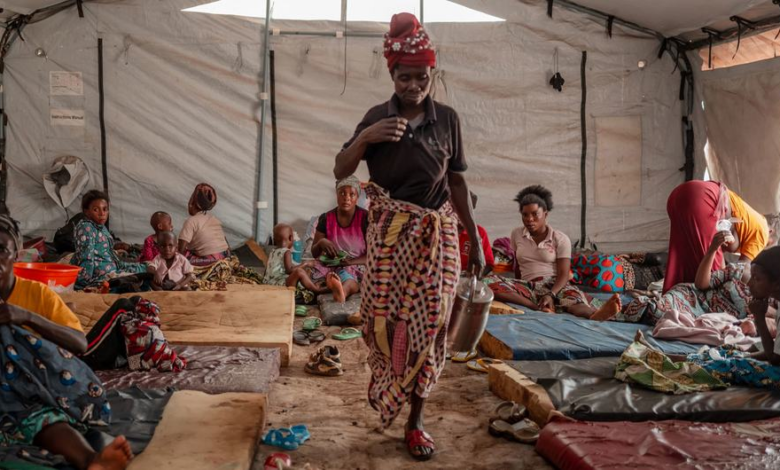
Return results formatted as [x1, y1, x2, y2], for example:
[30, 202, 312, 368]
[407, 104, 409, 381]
[484, 309, 700, 361]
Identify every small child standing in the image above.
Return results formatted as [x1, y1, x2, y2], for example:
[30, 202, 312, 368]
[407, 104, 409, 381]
[140, 211, 173, 263]
[264, 223, 328, 295]
[148, 231, 195, 291]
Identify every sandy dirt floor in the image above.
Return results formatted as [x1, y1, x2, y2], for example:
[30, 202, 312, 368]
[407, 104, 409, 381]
[253, 315, 553, 470]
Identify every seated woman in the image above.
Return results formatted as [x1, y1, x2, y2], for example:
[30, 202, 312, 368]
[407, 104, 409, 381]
[0, 214, 133, 469]
[309, 176, 368, 302]
[71, 190, 146, 290]
[486, 185, 620, 320]
[178, 183, 231, 267]
[620, 231, 753, 326]
[664, 181, 769, 292]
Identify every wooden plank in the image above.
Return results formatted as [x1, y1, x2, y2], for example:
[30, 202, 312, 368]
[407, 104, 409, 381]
[478, 330, 514, 360]
[60, 286, 294, 366]
[488, 362, 556, 427]
[129, 391, 266, 470]
[245, 238, 269, 265]
[490, 301, 524, 315]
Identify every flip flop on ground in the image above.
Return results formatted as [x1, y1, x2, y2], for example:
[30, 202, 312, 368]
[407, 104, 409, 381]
[466, 358, 503, 373]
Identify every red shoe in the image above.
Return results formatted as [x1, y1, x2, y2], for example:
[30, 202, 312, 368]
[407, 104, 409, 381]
[405, 428, 435, 461]
[264, 452, 291, 470]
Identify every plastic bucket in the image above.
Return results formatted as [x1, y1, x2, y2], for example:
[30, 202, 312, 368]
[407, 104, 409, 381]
[13, 262, 81, 292]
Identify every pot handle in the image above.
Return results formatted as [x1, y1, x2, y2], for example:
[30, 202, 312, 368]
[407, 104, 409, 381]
[466, 273, 478, 303]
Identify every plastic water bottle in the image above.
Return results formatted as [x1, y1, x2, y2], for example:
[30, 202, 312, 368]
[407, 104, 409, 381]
[292, 232, 303, 264]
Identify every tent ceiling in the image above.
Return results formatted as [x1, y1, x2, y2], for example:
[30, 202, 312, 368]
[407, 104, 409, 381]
[0, 0, 62, 15]
[555, 0, 778, 41]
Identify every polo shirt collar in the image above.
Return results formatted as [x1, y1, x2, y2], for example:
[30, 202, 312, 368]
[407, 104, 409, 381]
[522, 226, 554, 244]
[388, 94, 437, 123]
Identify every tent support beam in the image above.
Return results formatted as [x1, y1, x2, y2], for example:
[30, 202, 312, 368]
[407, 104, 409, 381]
[254, 0, 272, 243]
[548, 0, 664, 40]
[685, 14, 780, 51]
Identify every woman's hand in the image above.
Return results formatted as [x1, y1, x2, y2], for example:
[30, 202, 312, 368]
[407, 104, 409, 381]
[0, 302, 30, 326]
[709, 231, 731, 253]
[316, 239, 339, 258]
[537, 294, 555, 312]
[750, 298, 769, 318]
[359, 117, 408, 144]
[466, 244, 486, 278]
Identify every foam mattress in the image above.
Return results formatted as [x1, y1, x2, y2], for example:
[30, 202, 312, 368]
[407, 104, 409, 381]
[536, 416, 780, 469]
[481, 310, 699, 361]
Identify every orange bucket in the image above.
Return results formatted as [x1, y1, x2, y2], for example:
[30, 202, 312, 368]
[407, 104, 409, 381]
[13, 263, 81, 290]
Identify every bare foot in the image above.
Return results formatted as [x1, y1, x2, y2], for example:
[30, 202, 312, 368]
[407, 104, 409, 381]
[327, 273, 346, 303]
[589, 294, 622, 321]
[88, 436, 133, 470]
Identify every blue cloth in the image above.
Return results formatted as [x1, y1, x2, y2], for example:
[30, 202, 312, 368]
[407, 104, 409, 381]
[689, 348, 780, 391]
[484, 309, 700, 361]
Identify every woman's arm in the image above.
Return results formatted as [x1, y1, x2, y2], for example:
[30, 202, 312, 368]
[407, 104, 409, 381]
[73, 223, 97, 283]
[178, 240, 189, 255]
[538, 258, 570, 310]
[334, 117, 408, 180]
[312, 232, 338, 258]
[695, 231, 730, 290]
[448, 172, 485, 275]
[344, 255, 367, 266]
[0, 303, 86, 354]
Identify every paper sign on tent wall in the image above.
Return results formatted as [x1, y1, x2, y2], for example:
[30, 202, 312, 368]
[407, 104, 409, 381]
[594, 116, 642, 207]
[50, 71, 83, 96]
[50, 109, 85, 126]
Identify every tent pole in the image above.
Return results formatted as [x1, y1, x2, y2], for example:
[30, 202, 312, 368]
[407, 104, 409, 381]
[255, 0, 272, 243]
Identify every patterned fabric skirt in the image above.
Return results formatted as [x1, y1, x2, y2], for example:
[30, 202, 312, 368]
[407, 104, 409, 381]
[187, 249, 231, 267]
[361, 184, 460, 429]
[191, 256, 263, 291]
[484, 275, 595, 312]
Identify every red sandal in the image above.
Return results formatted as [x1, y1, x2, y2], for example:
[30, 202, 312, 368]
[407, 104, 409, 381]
[405, 428, 436, 461]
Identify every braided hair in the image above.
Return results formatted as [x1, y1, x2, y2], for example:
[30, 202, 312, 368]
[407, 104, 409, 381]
[189, 183, 218, 213]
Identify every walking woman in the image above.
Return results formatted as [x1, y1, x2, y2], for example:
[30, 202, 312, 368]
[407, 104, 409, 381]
[334, 13, 484, 461]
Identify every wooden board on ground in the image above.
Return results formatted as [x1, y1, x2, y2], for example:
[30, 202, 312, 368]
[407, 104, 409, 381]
[244, 238, 269, 265]
[59, 286, 295, 366]
[490, 301, 524, 315]
[479, 330, 514, 360]
[129, 390, 266, 470]
[488, 362, 555, 427]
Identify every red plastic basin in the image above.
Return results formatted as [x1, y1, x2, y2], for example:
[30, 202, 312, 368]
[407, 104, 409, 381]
[13, 262, 81, 289]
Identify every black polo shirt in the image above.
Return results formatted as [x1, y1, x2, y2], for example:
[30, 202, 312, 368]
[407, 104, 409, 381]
[342, 94, 467, 210]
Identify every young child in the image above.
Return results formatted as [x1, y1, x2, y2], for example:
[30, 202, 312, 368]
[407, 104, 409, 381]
[264, 223, 328, 295]
[179, 183, 231, 266]
[148, 231, 195, 291]
[140, 211, 173, 263]
[71, 190, 146, 290]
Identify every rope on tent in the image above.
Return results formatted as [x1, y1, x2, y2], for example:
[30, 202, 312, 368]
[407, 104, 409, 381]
[657, 38, 668, 58]
[606, 15, 615, 38]
[547, 0, 554, 19]
[340, 0, 348, 95]
[701, 27, 722, 69]
[729, 16, 756, 59]
[76, 0, 83, 18]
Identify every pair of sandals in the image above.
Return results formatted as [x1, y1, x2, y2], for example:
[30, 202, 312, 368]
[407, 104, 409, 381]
[488, 401, 540, 444]
[304, 345, 343, 376]
[293, 317, 325, 346]
[262, 424, 311, 451]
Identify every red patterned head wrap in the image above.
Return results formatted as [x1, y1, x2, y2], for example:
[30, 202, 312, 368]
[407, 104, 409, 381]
[383, 12, 436, 72]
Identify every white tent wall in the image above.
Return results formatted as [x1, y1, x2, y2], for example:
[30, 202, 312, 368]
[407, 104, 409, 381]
[692, 54, 780, 215]
[5, 0, 686, 252]
[5, 0, 267, 245]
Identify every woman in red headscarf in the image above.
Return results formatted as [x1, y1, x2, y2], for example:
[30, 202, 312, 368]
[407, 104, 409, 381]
[334, 13, 484, 461]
